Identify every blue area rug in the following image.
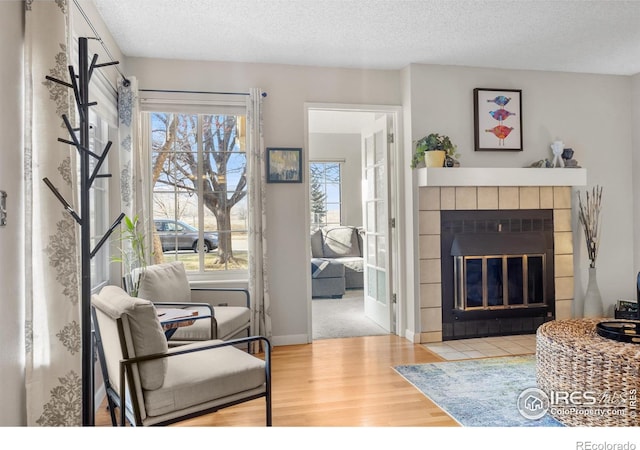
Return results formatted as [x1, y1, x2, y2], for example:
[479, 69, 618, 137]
[394, 355, 563, 427]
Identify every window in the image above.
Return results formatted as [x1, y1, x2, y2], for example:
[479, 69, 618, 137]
[310, 161, 342, 230]
[87, 109, 113, 289]
[149, 112, 248, 276]
[70, 34, 118, 290]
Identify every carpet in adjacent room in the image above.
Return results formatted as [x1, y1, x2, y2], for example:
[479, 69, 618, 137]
[312, 290, 388, 340]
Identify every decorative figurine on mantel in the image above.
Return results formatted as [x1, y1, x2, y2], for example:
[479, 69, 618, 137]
[528, 159, 552, 168]
[561, 147, 581, 168]
[550, 140, 565, 167]
[527, 142, 581, 168]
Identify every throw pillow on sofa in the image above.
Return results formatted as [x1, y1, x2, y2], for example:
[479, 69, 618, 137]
[310, 228, 324, 258]
[322, 226, 361, 258]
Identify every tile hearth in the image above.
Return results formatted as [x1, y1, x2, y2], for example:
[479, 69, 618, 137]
[423, 334, 536, 361]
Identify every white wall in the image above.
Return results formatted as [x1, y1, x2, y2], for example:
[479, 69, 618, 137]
[0, 0, 25, 426]
[309, 132, 363, 227]
[407, 64, 635, 316]
[126, 57, 401, 343]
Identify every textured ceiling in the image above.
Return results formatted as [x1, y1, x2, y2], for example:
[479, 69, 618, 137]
[91, 0, 640, 76]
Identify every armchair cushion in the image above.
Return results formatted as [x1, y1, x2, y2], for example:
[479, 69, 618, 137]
[92, 285, 168, 391]
[137, 261, 191, 302]
[143, 340, 267, 417]
[214, 307, 253, 340]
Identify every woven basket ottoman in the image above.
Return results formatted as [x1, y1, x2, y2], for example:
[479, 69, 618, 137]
[536, 318, 640, 426]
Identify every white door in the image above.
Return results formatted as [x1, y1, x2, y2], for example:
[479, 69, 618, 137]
[362, 115, 392, 331]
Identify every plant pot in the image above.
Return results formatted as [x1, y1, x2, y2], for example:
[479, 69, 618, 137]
[424, 150, 446, 168]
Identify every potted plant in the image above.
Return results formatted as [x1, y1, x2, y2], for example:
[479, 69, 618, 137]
[411, 133, 459, 168]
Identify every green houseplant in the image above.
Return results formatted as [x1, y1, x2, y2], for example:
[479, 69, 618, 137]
[112, 214, 149, 296]
[411, 133, 459, 168]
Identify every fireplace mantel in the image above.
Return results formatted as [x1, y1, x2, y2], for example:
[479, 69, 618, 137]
[417, 167, 587, 187]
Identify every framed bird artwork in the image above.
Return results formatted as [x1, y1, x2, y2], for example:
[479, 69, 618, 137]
[473, 88, 523, 152]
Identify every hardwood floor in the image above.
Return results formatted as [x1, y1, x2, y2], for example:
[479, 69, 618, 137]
[95, 335, 459, 427]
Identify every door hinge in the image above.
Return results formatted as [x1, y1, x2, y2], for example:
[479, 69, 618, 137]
[390, 217, 396, 228]
[387, 133, 394, 144]
[392, 293, 397, 303]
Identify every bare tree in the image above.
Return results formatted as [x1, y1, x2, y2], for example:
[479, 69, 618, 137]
[151, 113, 246, 264]
[150, 113, 178, 263]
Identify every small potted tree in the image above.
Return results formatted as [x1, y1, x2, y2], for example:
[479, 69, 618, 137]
[411, 133, 458, 168]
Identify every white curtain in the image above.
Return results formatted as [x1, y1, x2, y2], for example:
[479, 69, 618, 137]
[117, 76, 150, 277]
[118, 76, 147, 220]
[24, 0, 82, 426]
[247, 88, 272, 347]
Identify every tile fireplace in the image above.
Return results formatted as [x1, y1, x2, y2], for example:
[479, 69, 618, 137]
[417, 171, 585, 344]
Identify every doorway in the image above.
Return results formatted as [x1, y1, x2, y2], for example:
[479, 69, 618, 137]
[305, 104, 400, 341]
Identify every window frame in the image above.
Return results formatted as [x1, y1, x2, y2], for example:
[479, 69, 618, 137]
[140, 94, 249, 282]
[309, 160, 343, 230]
[86, 109, 116, 290]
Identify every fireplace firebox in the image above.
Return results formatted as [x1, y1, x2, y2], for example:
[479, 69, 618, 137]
[441, 210, 555, 340]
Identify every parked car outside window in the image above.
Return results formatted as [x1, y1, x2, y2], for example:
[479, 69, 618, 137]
[154, 219, 218, 253]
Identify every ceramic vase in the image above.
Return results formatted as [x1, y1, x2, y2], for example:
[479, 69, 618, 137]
[583, 266, 604, 318]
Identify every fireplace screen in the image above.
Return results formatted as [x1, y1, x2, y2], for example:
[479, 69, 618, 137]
[454, 254, 546, 310]
[442, 211, 555, 340]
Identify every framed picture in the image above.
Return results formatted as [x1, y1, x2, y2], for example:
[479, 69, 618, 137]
[266, 147, 303, 183]
[473, 88, 523, 152]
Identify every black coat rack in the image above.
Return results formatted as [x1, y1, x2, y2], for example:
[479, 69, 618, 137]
[44, 37, 125, 426]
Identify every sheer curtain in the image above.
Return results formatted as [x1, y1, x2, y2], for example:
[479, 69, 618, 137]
[247, 88, 272, 346]
[24, 0, 82, 426]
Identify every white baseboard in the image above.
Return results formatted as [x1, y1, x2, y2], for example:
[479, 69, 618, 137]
[404, 329, 420, 343]
[270, 334, 310, 346]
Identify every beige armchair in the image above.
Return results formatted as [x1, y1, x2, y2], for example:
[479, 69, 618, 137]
[92, 285, 271, 426]
[136, 261, 251, 346]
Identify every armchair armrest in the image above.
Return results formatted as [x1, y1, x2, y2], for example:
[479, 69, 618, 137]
[154, 301, 215, 341]
[157, 314, 212, 327]
[153, 301, 214, 317]
[190, 287, 250, 308]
